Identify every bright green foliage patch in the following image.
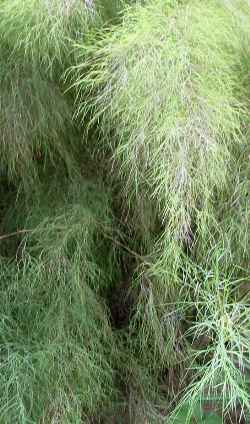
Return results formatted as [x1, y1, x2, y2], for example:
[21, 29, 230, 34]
[74, 0, 247, 242]
[73, 0, 250, 420]
[0, 0, 126, 76]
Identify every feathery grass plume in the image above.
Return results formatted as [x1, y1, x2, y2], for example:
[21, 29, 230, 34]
[0, 0, 130, 79]
[0, 0, 249, 421]
[0, 64, 77, 185]
[72, 0, 248, 355]
[72, 1, 250, 418]
[0, 177, 121, 422]
[0, 0, 132, 186]
[73, 0, 247, 247]
[213, 144, 250, 272]
[169, 250, 250, 423]
[0, 0, 89, 186]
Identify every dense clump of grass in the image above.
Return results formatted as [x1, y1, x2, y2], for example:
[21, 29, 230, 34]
[72, 0, 250, 419]
[0, 178, 121, 423]
[0, 65, 76, 185]
[0, 0, 130, 186]
[0, 0, 127, 76]
[0, 0, 250, 422]
[167, 250, 250, 422]
[0, 1, 131, 421]
[74, 0, 248, 243]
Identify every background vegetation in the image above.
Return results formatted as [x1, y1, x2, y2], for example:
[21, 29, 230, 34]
[0, 0, 249, 422]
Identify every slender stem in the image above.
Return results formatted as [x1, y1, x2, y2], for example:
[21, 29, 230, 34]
[0, 229, 32, 241]
[0, 228, 150, 265]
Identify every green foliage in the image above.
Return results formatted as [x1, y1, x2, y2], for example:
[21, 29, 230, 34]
[172, 402, 222, 423]
[0, 65, 76, 185]
[0, 0, 250, 422]
[72, 0, 250, 420]
[168, 251, 250, 422]
[74, 0, 247, 241]
[0, 0, 130, 186]
[0, 179, 120, 422]
[0, 0, 126, 76]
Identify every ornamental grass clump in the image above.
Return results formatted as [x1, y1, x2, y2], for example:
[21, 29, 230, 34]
[0, 0, 129, 186]
[72, 0, 250, 419]
[0, 178, 120, 422]
[0, 0, 125, 77]
[167, 250, 250, 423]
[0, 65, 75, 184]
[0, 0, 250, 422]
[74, 0, 247, 246]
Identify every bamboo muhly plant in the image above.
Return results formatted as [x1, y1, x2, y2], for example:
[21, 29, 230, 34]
[72, 0, 250, 420]
[0, 0, 250, 422]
